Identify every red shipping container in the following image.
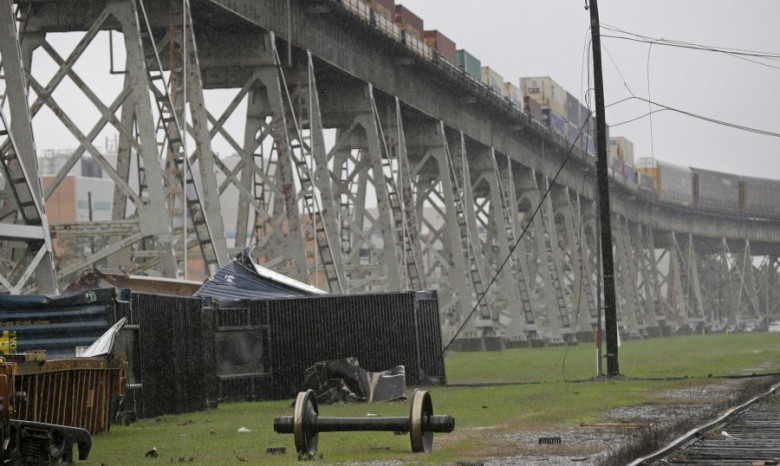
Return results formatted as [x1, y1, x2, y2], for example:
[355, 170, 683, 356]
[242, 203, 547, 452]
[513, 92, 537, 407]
[423, 30, 456, 63]
[524, 96, 543, 123]
[394, 5, 423, 36]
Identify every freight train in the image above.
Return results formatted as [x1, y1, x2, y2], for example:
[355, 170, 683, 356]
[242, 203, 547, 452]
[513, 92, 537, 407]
[338, 0, 780, 220]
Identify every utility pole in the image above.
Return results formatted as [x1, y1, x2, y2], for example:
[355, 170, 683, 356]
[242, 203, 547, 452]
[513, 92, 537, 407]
[587, 0, 620, 377]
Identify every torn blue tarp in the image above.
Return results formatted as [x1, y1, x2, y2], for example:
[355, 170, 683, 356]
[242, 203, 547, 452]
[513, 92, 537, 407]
[194, 247, 326, 300]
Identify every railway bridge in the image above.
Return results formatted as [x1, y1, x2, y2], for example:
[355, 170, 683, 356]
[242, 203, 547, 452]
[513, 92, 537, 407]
[1, 0, 779, 346]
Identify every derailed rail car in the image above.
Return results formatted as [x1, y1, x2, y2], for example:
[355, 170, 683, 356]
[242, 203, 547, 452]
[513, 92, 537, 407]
[0, 351, 126, 465]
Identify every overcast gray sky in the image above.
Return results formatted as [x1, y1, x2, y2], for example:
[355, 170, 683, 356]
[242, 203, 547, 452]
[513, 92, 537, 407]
[402, 0, 780, 179]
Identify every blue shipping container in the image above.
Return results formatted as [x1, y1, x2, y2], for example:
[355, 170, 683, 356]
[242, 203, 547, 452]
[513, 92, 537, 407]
[0, 288, 114, 357]
[542, 109, 566, 138]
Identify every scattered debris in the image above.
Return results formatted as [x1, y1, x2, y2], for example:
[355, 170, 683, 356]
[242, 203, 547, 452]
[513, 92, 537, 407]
[237, 427, 252, 433]
[538, 437, 562, 445]
[265, 446, 287, 455]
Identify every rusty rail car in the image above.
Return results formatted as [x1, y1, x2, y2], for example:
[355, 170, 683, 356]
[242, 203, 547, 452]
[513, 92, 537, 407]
[4, 352, 127, 436]
[0, 351, 125, 464]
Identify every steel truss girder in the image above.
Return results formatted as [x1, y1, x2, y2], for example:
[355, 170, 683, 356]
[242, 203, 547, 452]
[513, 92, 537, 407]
[669, 233, 705, 325]
[514, 168, 571, 343]
[478, 149, 536, 341]
[723, 239, 762, 323]
[634, 224, 664, 329]
[612, 214, 643, 338]
[553, 187, 599, 337]
[0, 0, 57, 294]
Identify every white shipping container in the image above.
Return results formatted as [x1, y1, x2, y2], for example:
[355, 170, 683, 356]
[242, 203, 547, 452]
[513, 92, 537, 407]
[608, 136, 635, 165]
[375, 12, 402, 42]
[520, 76, 567, 117]
[404, 33, 433, 61]
[344, 0, 371, 20]
[481, 66, 503, 95]
[502, 82, 522, 108]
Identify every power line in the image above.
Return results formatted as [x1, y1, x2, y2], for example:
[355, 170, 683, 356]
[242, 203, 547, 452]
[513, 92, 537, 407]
[606, 96, 780, 137]
[600, 24, 780, 70]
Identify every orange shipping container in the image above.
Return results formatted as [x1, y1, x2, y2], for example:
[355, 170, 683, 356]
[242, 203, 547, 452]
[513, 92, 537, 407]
[423, 30, 456, 63]
[394, 5, 423, 37]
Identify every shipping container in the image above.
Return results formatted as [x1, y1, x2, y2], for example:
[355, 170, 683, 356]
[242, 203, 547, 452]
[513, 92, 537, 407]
[609, 136, 635, 165]
[523, 95, 543, 122]
[610, 154, 623, 180]
[456, 49, 481, 81]
[691, 167, 740, 211]
[638, 172, 656, 192]
[375, 11, 402, 42]
[742, 175, 780, 218]
[502, 82, 523, 108]
[423, 30, 456, 63]
[393, 5, 423, 38]
[580, 103, 591, 127]
[565, 121, 580, 146]
[480, 66, 503, 95]
[520, 76, 567, 117]
[367, 0, 394, 19]
[403, 31, 433, 60]
[542, 109, 566, 138]
[585, 134, 596, 157]
[623, 162, 637, 186]
[0, 289, 115, 358]
[636, 158, 694, 206]
[345, 0, 372, 21]
[566, 92, 586, 127]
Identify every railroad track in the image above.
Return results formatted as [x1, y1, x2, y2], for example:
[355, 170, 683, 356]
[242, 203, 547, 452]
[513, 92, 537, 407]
[630, 383, 780, 465]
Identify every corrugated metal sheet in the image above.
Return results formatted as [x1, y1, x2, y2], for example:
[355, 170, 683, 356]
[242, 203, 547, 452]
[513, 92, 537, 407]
[113, 289, 444, 412]
[0, 289, 114, 358]
[195, 249, 325, 300]
[134, 293, 216, 418]
[265, 291, 444, 398]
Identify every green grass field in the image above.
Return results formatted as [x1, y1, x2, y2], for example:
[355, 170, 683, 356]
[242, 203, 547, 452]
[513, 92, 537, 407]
[82, 333, 780, 465]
